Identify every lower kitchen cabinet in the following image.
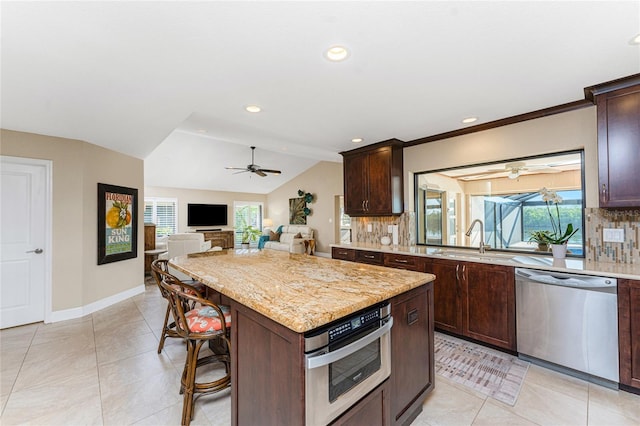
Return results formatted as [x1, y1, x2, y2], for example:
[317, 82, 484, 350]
[331, 246, 356, 261]
[331, 380, 390, 426]
[389, 284, 434, 425]
[425, 258, 516, 351]
[618, 279, 640, 392]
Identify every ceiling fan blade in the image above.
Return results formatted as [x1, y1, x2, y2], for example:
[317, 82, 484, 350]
[232, 170, 250, 175]
[258, 168, 281, 175]
[254, 170, 267, 177]
[226, 166, 249, 171]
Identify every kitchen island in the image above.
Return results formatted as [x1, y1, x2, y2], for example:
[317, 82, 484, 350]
[169, 249, 435, 426]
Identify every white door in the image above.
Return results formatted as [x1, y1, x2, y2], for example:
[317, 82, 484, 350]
[0, 157, 50, 328]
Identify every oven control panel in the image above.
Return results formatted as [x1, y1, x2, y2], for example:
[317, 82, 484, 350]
[328, 308, 381, 343]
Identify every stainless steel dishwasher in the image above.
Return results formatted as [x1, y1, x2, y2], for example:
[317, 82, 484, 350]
[515, 268, 619, 386]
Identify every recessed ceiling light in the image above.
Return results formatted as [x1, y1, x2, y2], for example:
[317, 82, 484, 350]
[631, 33, 640, 45]
[245, 105, 261, 113]
[462, 117, 478, 124]
[325, 45, 349, 62]
[196, 128, 207, 133]
[351, 138, 364, 143]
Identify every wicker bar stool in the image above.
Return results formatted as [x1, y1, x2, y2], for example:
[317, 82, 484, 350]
[150, 259, 209, 353]
[157, 274, 231, 426]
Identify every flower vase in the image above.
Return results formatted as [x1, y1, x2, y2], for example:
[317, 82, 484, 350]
[551, 243, 567, 259]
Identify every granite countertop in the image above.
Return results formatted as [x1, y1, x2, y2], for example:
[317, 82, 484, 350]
[169, 249, 435, 333]
[331, 242, 640, 280]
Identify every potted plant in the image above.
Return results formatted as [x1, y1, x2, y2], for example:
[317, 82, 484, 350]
[528, 230, 552, 252]
[241, 225, 262, 248]
[539, 187, 579, 258]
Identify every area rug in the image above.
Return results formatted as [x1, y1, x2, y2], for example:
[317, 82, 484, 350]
[434, 332, 529, 406]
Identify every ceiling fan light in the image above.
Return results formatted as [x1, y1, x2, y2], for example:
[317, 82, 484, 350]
[508, 170, 520, 179]
[462, 117, 478, 124]
[245, 105, 261, 113]
[325, 45, 349, 61]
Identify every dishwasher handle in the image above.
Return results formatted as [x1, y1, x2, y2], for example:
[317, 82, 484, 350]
[515, 268, 617, 290]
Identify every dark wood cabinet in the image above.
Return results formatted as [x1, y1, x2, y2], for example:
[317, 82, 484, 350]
[463, 262, 515, 350]
[587, 75, 640, 207]
[341, 139, 404, 216]
[331, 246, 356, 261]
[618, 279, 640, 392]
[389, 284, 434, 426]
[425, 258, 463, 335]
[331, 380, 390, 426]
[424, 258, 516, 351]
[355, 250, 384, 265]
[199, 230, 234, 248]
[383, 253, 425, 272]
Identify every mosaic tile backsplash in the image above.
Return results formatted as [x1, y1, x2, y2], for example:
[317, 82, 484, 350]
[351, 213, 416, 246]
[586, 208, 640, 264]
[352, 208, 639, 264]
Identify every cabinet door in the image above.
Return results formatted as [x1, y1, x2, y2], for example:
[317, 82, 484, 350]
[390, 284, 433, 426]
[462, 262, 516, 351]
[618, 279, 640, 391]
[331, 380, 390, 426]
[355, 250, 384, 265]
[383, 253, 425, 271]
[425, 259, 463, 335]
[597, 86, 640, 207]
[367, 147, 393, 215]
[343, 153, 368, 215]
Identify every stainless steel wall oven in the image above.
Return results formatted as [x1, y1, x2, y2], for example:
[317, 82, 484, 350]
[304, 302, 393, 425]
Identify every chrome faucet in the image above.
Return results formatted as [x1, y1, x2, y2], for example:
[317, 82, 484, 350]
[465, 219, 487, 254]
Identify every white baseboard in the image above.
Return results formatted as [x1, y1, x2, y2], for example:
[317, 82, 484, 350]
[48, 284, 146, 323]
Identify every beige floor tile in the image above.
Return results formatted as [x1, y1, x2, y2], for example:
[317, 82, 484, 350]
[0, 323, 38, 352]
[472, 400, 538, 426]
[197, 388, 232, 426]
[92, 299, 146, 325]
[524, 364, 589, 401]
[12, 345, 97, 392]
[98, 349, 177, 393]
[101, 373, 182, 425]
[1, 366, 102, 425]
[414, 378, 485, 426]
[0, 366, 20, 399]
[133, 400, 213, 426]
[95, 331, 160, 365]
[588, 384, 640, 423]
[506, 380, 588, 426]
[31, 315, 93, 346]
[94, 317, 153, 343]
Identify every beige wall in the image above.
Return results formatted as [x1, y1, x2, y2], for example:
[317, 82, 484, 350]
[1, 129, 144, 311]
[404, 106, 598, 208]
[144, 186, 267, 233]
[266, 161, 343, 254]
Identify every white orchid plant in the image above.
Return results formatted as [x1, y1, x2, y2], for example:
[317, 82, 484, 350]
[539, 187, 579, 245]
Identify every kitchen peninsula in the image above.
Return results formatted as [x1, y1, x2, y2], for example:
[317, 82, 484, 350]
[169, 249, 436, 426]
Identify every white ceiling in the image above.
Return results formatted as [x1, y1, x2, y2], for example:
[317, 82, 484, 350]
[2, 1, 639, 194]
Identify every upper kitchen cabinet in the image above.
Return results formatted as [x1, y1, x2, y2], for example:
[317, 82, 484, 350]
[586, 74, 640, 208]
[341, 139, 404, 216]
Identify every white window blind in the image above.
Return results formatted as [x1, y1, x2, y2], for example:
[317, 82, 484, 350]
[144, 197, 178, 237]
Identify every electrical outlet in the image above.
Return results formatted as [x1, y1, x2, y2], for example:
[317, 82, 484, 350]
[367, 224, 373, 232]
[603, 228, 625, 243]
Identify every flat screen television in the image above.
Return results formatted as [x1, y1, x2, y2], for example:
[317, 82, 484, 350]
[187, 203, 228, 228]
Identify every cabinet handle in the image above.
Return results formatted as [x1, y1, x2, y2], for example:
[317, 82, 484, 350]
[393, 258, 408, 263]
[364, 254, 375, 259]
[407, 308, 419, 326]
[462, 264, 466, 280]
[601, 183, 607, 203]
[338, 251, 348, 255]
[455, 264, 460, 282]
[362, 200, 366, 211]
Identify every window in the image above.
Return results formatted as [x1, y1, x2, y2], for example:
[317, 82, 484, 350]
[414, 150, 585, 256]
[233, 201, 263, 246]
[144, 198, 178, 238]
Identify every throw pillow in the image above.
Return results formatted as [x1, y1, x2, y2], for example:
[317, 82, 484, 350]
[269, 230, 281, 241]
[293, 232, 302, 238]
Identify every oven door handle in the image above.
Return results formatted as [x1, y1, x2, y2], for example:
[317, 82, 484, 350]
[306, 317, 393, 370]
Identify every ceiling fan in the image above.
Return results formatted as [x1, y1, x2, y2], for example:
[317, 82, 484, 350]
[225, 146, 281, 177]
[452, 160, 575, 181]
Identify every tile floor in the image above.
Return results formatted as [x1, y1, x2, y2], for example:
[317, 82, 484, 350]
[1, 282, 639, 426]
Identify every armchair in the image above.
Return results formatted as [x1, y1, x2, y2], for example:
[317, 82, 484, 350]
[159, 233, 213, 280]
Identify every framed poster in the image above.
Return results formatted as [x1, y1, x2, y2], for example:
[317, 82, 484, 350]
[98, 183, 138, 264]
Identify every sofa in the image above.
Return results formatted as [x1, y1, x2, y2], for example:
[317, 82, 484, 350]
[262, 225, 313, 254]
[158, 233, 214, 280]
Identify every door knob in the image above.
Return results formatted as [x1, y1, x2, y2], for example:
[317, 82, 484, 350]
[26, 248, 43, 254]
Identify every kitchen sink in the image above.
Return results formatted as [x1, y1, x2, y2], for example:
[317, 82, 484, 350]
[432, 249, 515, 262]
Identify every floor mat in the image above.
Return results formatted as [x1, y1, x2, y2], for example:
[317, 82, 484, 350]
[434, 332, 529, 406]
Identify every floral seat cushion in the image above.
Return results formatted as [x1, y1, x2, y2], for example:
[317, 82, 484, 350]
[185, 305, 231, 333]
